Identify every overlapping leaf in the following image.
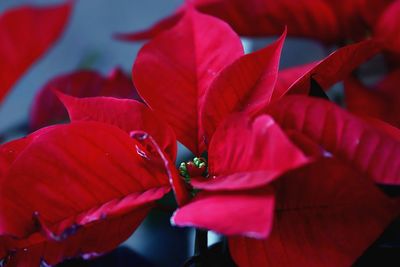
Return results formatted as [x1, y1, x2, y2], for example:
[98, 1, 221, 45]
[266, 96, 400, 185]
[0, 122, 170, 265]
[229, 159, 399, 267]
[171, 114, 308, 238]
[58, 94, 191, 205]
[285, 40, 380, 96]
[201, 31, 285, 143]
[58, 94, 176, 160]
[208, 114, 307, 180]
[172, 188, 275, 238]
[132, 8, 243, 154]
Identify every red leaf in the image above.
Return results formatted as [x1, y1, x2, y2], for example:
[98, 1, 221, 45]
[0, 2, 71, 103]
[0, 126, 59, 178]
[375, 0, 400, 54]
[360, 0, 394, 27]
[171, 188, 275, 238]
[344, 73, 400, 128]
[172, 114, 308, 237]
[284, 130, 326, 158]
[118, 0, 340, 44]
[130, 130, 190, 206]
[266, 96, 400, 185]
[323, 0, 368, 41]
[6, 206, 152, 266]
[201, 31, 285, 143]
[114, 8, 183, 41]
[287, 40, 380, 95]
[132, 8, 243, 154]
[58, 94, 191, 206]
[29, 68, 139, 131]
[58, 94, 177, 160]
[361, 117, 400, 143]
[0, 122, 170, 265]
[208, 114, 307, 179]
[190, 171, 281, 192]
[229, 159, 399, 267]
[272, 62, 318, 101]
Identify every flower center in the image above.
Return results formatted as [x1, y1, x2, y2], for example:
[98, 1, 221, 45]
[178, 157, 208, 183]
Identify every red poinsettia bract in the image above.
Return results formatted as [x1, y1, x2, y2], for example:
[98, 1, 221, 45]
[29, 68, 141, 131]
[0, 120, 172, 266]
[0, 2, 72, 103]
[226, 95, 400, 266]
[344, 70, 400, 128]
[116, 0, 395, 45]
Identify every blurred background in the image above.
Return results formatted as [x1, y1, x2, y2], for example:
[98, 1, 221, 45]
[0, 1, 328, 266]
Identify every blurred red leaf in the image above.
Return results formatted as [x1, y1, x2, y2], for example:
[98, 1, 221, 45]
[0, 2, 71, 103]
[375, 0, 400, 54]
[117, 0, 340, 44]
[345, 71, 400, 128]
[30, 68, 139, 131]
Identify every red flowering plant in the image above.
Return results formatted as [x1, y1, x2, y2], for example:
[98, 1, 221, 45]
[0, 2, 400, 267]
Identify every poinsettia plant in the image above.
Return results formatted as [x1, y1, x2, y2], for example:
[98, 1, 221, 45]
[1, 1, 400, 267]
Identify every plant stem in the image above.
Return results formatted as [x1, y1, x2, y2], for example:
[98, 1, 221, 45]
[194, 229, 207, 266]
